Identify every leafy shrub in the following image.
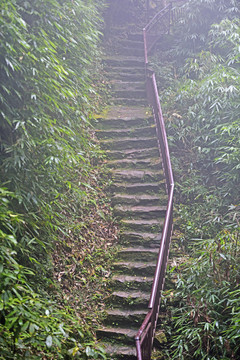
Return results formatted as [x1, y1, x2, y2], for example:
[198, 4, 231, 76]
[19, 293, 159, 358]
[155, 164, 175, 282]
[0, 188, 107, 359]
[152, 4, 240, 359]
[0, 0, 110, 358]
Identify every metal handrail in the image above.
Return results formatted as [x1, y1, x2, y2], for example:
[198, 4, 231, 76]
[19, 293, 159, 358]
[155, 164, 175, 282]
[135, 3, 178, 359]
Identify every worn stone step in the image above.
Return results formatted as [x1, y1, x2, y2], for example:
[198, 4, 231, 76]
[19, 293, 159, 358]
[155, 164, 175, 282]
[128, 32, 143, 41]
[119, 38, 144, 49]
[113, 260, 156, 277]
[112, 169, 164, 183]
[121, 219, 164, 232]
[117, 46, 144, 57]
[106, 71, 145, 82]
[116, 46, 144, 57]
[109, 290, 149, 308]
[105, 65, 144, 76]
[111, 80, 145, 91]
[119, 246, 159, 262]
[106, 147, 160, 160]
[101, 343, 137, 360]
[114, 205, 166, 219]
[96, 105, 153, 129]
[97, 125, 156, 139]
[104, 308, 148, 327]
[106, 157, 161, 170]
[97, 117, 153, 130]
[113, 97, 147, 106]
[119, 231, 162, 246]
[113, 88, 146, 99]
[102, 137, 157, 151]
[105, 67, 145, 82]
[113, 181, 166, 194]
[111, 274, 153, 292]
[103, 55, 144, 68]
[97, 326, 137, 345]
[112, 193, 162, 207]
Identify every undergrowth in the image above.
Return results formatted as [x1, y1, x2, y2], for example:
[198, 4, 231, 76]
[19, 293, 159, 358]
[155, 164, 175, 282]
[0, 0, 118, 358]
[151, 0, 240, 359]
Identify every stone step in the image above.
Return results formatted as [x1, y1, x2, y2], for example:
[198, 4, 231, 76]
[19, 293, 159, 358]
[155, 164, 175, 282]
[97, 117, 153, 130]
[113, 88, 146, 100]
[101, 343, 137, 360]
[104, 308, 148, 327]
[113, 181, 166, 194]
[105, 65, 144, 76]
[113, 260, 156, 277]
[106, 147, 160, 160]
[113, 97, 147, 106]
[106, 157, 161, 170]
[112, 193, 162, 207]
[111, 80, 145, 91]
[119, 231, 162, 246]
[119, 39, 144, 49]
[97, 326, 137, 346]
[98, 127, 156, 140]
[128, 33, 143, 42]
[106, 71, 145, 82]
[121, 218, 164, 232]
[112, 169, 164, 183]
[119, 246, 159, 262]
[111, 274, 153, 291]
[116, 46, 144, 57]
[109, 290, 149, 308]
[114, 205, 166, 219]
[104, 308, 168, 329]
[103, 55, 144, 68]
[96, 105, 153, 129]
[102, 137, 158, 151]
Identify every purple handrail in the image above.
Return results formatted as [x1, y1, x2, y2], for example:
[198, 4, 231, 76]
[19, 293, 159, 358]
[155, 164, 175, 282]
[135, 3, 179, 359]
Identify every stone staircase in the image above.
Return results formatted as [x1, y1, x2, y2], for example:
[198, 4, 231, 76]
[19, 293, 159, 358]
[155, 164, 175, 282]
[95, 22, 172, 358]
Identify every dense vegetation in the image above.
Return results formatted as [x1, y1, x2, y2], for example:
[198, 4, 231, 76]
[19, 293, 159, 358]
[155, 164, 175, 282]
[1, 0, 239, 359]
[0, 1, 114, 359]
[152, 0, 240, 358]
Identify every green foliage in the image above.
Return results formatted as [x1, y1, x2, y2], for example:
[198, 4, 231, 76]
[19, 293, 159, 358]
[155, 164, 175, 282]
[0, 188, 107, 359]
[166, 18, 240, 205]
[172, 0, 239, 57]
[0, 0, 110, 358]
[171, 228, 240, 360]
[152, 3, 240, 359]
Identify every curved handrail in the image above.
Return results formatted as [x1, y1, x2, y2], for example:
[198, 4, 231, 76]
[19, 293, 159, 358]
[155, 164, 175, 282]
[135, 3, 180, 359]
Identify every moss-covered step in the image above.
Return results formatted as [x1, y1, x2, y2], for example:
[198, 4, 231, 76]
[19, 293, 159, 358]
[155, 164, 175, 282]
[97, 326, 137, 346]
[103, 55, 144, 68]
[119, 231, 163, 247]
[106, 157, 161, 170]
[111, 169, 164, 183]
[113, 204, 166, 219]
[112, 97, 147, 106]
[96, 126, 156, 139]
[112, 181, 166, 194]
[112, 260, 156, 277]
[100, 343, 137, 360]
[107, 290, 149, 309]
[103, 308, 148, 327]
[111, 193, 162, 207]
[118, 246, 159, 261]
[120, 218, 164, 232]
[110, 274, 153, 292]
[106, 147, 160, 160]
